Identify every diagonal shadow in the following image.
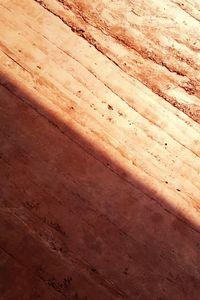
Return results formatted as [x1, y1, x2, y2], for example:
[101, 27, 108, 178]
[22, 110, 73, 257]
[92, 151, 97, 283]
[0, 71, 200, 300]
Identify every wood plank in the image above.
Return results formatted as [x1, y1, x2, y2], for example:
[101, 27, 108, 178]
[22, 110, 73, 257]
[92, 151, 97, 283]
[0, 0, 199, 222]
[0, 0, 200, 299]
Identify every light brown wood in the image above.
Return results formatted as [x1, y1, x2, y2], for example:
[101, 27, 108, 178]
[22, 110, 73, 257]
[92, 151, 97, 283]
[0, 0, 200, 299]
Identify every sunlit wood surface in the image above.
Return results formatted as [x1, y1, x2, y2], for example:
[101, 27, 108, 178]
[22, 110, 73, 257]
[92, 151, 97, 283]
[0, 0, 200, 299]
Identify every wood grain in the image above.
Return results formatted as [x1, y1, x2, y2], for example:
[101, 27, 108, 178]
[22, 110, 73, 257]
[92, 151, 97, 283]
[37, 0, 200, 122]
[0, 0, 200, 299]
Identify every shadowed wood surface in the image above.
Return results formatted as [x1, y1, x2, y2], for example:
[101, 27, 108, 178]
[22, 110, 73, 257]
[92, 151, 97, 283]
[0, 0, 200, 299]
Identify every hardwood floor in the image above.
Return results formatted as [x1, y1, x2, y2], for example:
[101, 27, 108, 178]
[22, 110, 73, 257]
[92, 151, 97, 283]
[0, 1, 200, 299]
